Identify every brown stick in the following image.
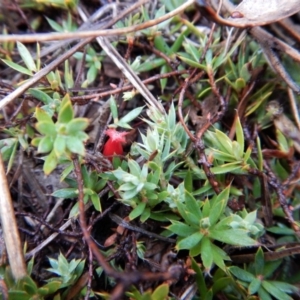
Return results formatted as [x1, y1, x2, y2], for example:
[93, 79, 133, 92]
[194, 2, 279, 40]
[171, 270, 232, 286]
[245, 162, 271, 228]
[0, 154, 26, 279]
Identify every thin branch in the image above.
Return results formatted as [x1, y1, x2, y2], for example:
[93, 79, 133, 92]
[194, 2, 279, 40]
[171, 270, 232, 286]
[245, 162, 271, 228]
[71, 70, 188, 104]
[0, 0, 195, 42]
[0, 154, 26, 279]
[0, 0, 152, 110]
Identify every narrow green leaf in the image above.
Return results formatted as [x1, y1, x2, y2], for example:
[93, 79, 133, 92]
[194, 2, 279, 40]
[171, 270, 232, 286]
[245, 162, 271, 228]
[38, 281, 61, 296]
[256, 137, 263, 171]
[136, 58, 165, 72]
[29, 88, 53, 105]
[212, 277, 234, 294]
[109, 96, 118, 121]
[211, 244, 229, 270]
[189, 243, 202, 257]
[160, 64, 168, 92]
[87, 64, 98, 84]
[185, 190, 202, 220]
[244, 210, 258, 225]
[66, 136, 85, 156]
[1, 58, 33, 76]
[249, 278, 261, 295]
[262, 281, 293, 300]
[183, 43, 201, 61]
[66, 118, 89, 134]
[177, 55, 207, 71]
[58, 94, 73, 123]
[140, 207, 151, 222]
[17, 42, 37, 72]
[167, 220, 197, 237]
[271, 281, 299, 294]
[176, 232, 203, 250]
[200, 237, 213, 271]
[36, 121, 56, 136]
[191, 257, 208, 297]
[129, 202, 146, 220]
[229, 266, 255, 282]
[211, 163, 244, 175]
[119, 106, 144, 126]
[209, 149, 237, 162]
[46, 17, 63, 32]
[209, 228, 258, 246]
[184, 170, 193, 193]
[214, 129, 233, 154]
[52, 188, 78, 198]
[154, 34, 171, 54]
[35, 107, 53, 123]
[54, 135, 66, 156]
[43, 150, 58, 175]
[209, 185, 230, 225]
[202, 199, 210, 219]
[258, 286, 273, 300]
[91, 193, 101, 212]
[244, 146, 252, 162]
[171, 28, 190, 52]
[37, 136, 54, 153]
[128, 159, 141, 177]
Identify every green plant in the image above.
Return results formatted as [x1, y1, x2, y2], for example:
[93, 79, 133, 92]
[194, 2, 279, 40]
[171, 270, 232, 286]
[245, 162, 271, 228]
[47, 253, 85, 289]
[0, 266, 60, 299]
[204, 117, 255, 175]
[46, 13, 77, 33]
[104, 103, 188, 222]
[53, 164, 106, 214]
[1, 42, 40, 77]
[126, 283, 169, 300]
[229, 248, 298, 300]
[73, 46, 103, 86]
[167, 185, 263, 272]
[31, 94, 89, 174]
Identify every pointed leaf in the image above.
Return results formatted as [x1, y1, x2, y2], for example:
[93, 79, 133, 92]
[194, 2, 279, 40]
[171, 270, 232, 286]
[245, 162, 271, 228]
[209, 185, 230, 225]
[36, 121, 56, 136]
[37, 135, 54, 153]
[211, 244, 229, 271]
[54, 135, 66, 156]
[1, 59, 33, 76]
[58, 94, 73, 123]
[119, 106, 144, 125]
[30, 88, 53, 105]
[209, 228, 258, 246]
[66, 118, 89, 134]
[262, 281, 293, 300]
[91, 193, 101, 212]
[152, 283, 169, 300]
[129, 202, 146, 220]
[185, 190, 202, 220]
[255, 247, 265, 276]
[17, 42, 37, 72]
[200, 237, 213, 271]
[249, 278, 261, 295]
[176, 232, 203, 250]
[35, 107, 53, 123]
[167, 220, 197, 237]
[44, 150, 58, 175]
[229, 266, 255, 282]
[66, 136, 86, 156]
[235, 116, 244, 157]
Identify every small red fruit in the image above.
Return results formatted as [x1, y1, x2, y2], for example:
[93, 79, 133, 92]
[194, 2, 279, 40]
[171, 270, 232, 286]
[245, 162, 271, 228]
[103, 128, 128, 161]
